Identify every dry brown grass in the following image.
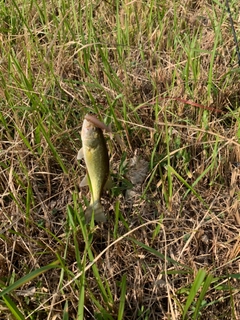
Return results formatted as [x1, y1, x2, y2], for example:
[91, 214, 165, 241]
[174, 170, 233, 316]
[0, 0, 240, 319]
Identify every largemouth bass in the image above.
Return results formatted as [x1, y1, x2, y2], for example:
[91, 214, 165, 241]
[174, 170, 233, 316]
[77, 115, 109, 222]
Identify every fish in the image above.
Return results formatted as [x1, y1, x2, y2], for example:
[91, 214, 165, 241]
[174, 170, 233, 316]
[77, 115, 110, 222]
[85, 113, 126, 150]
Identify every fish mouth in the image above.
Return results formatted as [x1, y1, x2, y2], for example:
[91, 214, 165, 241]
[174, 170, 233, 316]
[85, 114, 110, 132]
[82, 120, 99, 137]
[82, 120, 96, 131]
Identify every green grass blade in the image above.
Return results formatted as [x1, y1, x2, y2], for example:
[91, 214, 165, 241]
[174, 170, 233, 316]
[129, 238, 191, 270]
[63, 300, 69, 320]
[182, 269, 207, 319]
[2, 295, 25, 320]
[168, 165, 205, 204]
[193, 273, 214, 320]
[0, 260, 60, 297]
[113, 199, 120, 239]
[117, 274, 127, 320]
[38, 120, 67, 173]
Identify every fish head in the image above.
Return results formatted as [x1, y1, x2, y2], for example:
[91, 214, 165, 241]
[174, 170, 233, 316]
[81, 117, 103, 149]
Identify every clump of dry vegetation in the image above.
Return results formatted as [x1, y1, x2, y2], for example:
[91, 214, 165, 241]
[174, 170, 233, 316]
[0, 0, 239, 319]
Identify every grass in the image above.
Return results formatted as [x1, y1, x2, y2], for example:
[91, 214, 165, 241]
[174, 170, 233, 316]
[0, 0, 240, 319]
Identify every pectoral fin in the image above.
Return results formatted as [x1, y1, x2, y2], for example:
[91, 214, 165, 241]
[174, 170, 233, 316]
[77, 148, 84, 160]
[80, 174, 88, 187]
[104, 176, 112, 190]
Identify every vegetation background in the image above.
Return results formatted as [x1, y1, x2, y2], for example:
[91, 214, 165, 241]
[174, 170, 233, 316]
[0, 0, 239, 319]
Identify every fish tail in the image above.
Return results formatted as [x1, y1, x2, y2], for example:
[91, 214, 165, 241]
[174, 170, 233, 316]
[85, 201, 106, 223]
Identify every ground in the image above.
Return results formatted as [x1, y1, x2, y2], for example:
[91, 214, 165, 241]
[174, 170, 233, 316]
[0, 0, 239, 319]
